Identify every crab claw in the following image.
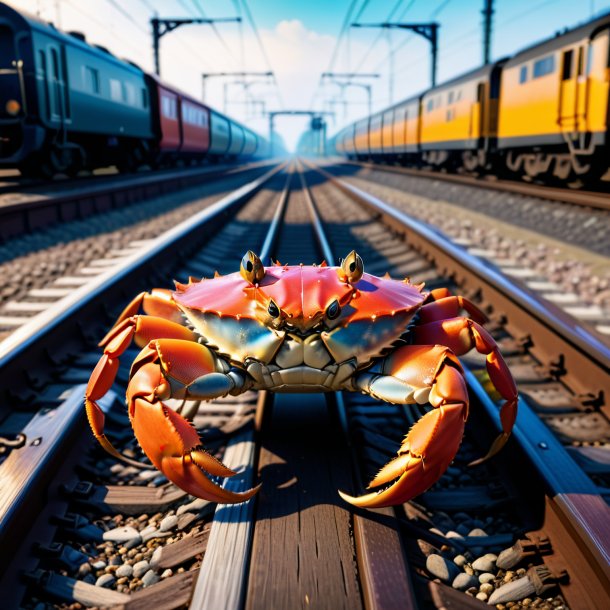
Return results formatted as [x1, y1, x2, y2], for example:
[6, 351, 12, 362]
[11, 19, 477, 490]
[342, 355, 468, 508]
[126, 340, 260, 504]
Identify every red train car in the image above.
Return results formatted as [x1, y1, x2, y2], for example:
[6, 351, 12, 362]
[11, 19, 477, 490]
[146, 74, 211, 164]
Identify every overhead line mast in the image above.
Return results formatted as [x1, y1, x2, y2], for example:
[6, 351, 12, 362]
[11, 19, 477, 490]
[151, 16, 241, 76]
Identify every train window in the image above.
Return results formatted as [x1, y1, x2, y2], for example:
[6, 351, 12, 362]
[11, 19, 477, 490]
[448, 91, 454, 104]
[38, 51, 50, 119]
[577, 47, 584, 76]
[446, 109, 454, 122]
[109, 78, 122, 102]
[586, 46, 594, 75]
[50, 48, 61, 119]
[533, 55, 555, 78]
[123, 82, 136, 106]
[141, 88, 148, 109]
[84, 67, 99, 93]
[161, 96, 177, 120]
[519, 65, 527, 83]
[561, 50, 573, 80]
[426, 99, 434, 112]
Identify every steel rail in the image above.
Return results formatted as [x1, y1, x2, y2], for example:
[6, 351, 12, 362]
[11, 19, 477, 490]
[0, 162, 286, 404]
[189, 166, 293, 609]
[304, 158, 610, 608]
[340, 159, 610, 212]
[303, 160, 610, 409]
[296, 160, 418, 610]
[0, 160, 277, 240]
[0, 162, 288, 594]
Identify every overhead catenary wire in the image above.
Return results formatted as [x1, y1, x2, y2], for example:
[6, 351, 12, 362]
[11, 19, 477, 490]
[63, 0, 148, 58]
[190, 0, 241, 67]
[308, 0, 361, 110]
[350, 0, 406, 75]
[369, 0, 450, 74]
[239, 0, 284, 108]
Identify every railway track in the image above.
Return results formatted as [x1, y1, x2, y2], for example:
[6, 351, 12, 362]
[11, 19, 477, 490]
[0, 162, 278, 340]
[0, 159, 608, 609]
[342, 160, 610, 212]
[0, 161, 275, 241]
[318, 159, 610, 340]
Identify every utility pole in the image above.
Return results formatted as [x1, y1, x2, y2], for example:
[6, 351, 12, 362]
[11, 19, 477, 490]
[321, 73, 379, 117]
[151, 16, 241, 76]
[352, 22, 440, 87]
[268, 111, 333, 157]
[201, 71, 273, 103]
[482, 0, 494, 65]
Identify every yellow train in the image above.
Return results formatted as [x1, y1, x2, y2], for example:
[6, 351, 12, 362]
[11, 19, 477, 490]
[332, 13, 610, 185]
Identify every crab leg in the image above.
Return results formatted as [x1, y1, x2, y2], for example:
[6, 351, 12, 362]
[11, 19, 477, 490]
[126, 338, 259, 503]
[342, 345, 468, 508]
[418, 296, 487, 325]
[111, 288, 185, 328]
[413, 316, 518, 462]
[85, 315, 196, 465]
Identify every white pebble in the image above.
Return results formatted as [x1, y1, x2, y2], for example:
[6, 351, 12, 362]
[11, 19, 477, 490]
[472, 553, 497, 573]
[177, 498, 211, 515]
[95, 574, 115, 588]
[453, 554, 467, 567]
[133, 560, 150, 578]
[468, 528, 488, 537]
[150, 546, 163, 568]
[138, 469, 158, 480]
[115, 563, 133, 578]
[161, 568, 173, 579]
[91, 560, 106, 570]
[426, 554, 460, 582]
[142, 570, 160, 587]
[479, 572, 495, 584]
[160, 515, 178, 532]
[452, 573, 478, 591]
[476, 592, 488, 602]
[103, 526, 141, 544]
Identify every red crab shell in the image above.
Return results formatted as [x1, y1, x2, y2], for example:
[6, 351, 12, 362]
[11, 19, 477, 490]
[174, 264, 426, 323]
[172, 264, 427, 366]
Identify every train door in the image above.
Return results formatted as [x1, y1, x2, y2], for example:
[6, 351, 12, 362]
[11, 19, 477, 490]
[476, 82, 486, 141]
[559, 48, 579, 131]
[0, 25, 25, 119]
[574, 46, 588, 127]
[47, 45, 69, 128]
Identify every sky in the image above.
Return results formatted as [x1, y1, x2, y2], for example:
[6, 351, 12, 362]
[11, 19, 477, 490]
[5, 0, 610, 150]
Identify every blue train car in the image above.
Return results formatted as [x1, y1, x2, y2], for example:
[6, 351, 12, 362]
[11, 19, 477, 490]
[0, 3, 153, 175]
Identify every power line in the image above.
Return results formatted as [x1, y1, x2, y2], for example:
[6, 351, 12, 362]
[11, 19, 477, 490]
[64, 0, 146, 58]
[106, 0, 150, 35]
[370, 0, 450, 73]
[309, 0, 360, 109]
[350, 0, 406, 74]
[239, 0, 284, 108]
[232, 0, 246, 70]
[191, 0, 241, 66]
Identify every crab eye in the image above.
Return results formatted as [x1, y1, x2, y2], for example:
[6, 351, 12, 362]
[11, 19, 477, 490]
[326, 299, 341, 320]
[240, 251, 265, 284]
[268, 300, 280, 318]
[338, 250, 364, 283]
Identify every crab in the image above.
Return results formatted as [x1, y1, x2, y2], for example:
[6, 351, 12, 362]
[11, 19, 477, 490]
[85, 250, 517, 508]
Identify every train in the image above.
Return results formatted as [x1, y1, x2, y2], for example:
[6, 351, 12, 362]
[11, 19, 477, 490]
[0, 3, 270, 178]
[330, 12, 610, 186]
